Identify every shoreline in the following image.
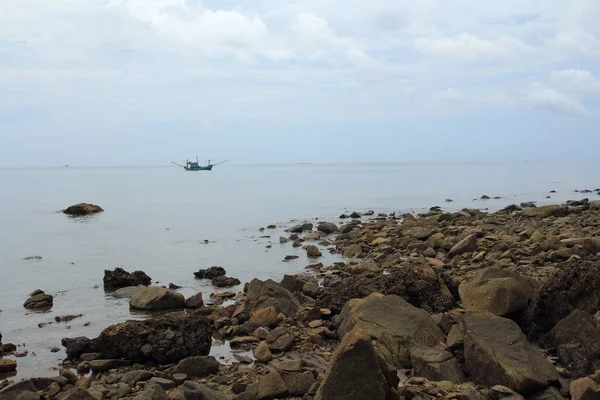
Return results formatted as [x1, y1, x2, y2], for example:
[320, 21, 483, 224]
[2, 195, 600, 399]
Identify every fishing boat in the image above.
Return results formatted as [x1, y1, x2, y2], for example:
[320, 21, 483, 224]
[171, 157, 229, 171]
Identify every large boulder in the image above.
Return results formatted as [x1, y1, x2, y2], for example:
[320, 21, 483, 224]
[317, 222, 339, 234]
[104, 267, 151, 290]
[459, 267, 534, 316]
[545, 309, 600, 378]
[462, 311, 559, 395]
[23, 290, 53, 310]
[315, 329, 397, 400]
[62, 203, 104, 216]
[130, 286, 185, 310]
[240, 279, 300, 317]
[337, 293, 445, 367]
[525, 261, 600, 335]
[88, 312, 212, 364]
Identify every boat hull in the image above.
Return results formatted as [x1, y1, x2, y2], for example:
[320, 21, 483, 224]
[185, 165, 213, 171]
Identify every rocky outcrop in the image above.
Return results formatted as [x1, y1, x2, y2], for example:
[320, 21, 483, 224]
[458, 267, 533, 316]
[62, 203, 104, 216]
[103, 267, 151, 290]
[23, 290, 53, 310]
[194, 266, 226, 279]
[462, 311, 559, 395]
[240, 279, 300, 317]
[337, 293, 445, 367]
[129, 286, 185, 310]
[315, 330, 397, 400]
[67, 312, 212, 364]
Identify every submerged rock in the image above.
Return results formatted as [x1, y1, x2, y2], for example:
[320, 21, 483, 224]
[103, 267, 151, 290]
[129, 286, 185, 310]
[62, 203, 104, 216]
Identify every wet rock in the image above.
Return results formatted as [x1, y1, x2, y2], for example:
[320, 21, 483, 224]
[23, 291, 53, 310]
[458, 267, 534, 316]
[462, 311, 559, 394]
[194, 267, 226, 280]
[185, 293, 204, 308]
[112, 286, 146, 299]
[180, 380, 230, 400]
[317, 222, 339, 234]
[288, 223, 313, 233]
[92, 312, 212, 364]
[253, 342, 273, 363]
[338, 293, 444, 367]
[89, 359, 130, 372]
[240, 279, 300, 317]
[315, 330, 395, 400]
[62, 203, 104, 216]
[448, 234, 478, 258]
[525, 261, 600, 335]
[410, 345, 466, 383]
[249, 306, 279, 328]
[211, 276, 241, 288]
[129, 286, 185, 310]
[546, 309, 600, 378]
[103, 267, 151, 290]
[172, 356, 220, 377]
[61, 337, 95, 360]
[570, 377, 600, 400]
[0, 359, 16, 373]
[306, 245, 322, 258]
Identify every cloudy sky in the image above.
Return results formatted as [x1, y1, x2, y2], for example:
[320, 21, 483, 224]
[1, 0, 599, 166]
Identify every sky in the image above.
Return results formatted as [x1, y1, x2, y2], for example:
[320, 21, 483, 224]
[0, 0, 599, 166]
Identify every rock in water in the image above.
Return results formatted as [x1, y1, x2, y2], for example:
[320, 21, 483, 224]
[315, 330, 394, 400]
[211, 276, 241, 288]
[23, 291, 53, 310]
[112, 286, 146, 299]
[337, 293, 444, 367]
[61, 337, 96, 359]
[317, 222, 339, 234]
[240, 279, 300, 317]
[306, 245, 322, 258]
[462, 311, 559, 395]
[92, 312, 212, 364]
[129, 286, 185, 310]
[103, 267, 151, 290]
[194, 266, 226, 279]
[458, 267, 533, 316]
[62, 203, 104, 216]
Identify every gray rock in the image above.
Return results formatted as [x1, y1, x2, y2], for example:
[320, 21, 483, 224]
[0, 380, 38, 400]
[185, 293, 204, 308]
[120, 370, 154, 385]
[112, 286, 146, 299]
[181, 381, 231, 400]
[149, 377, 176, 390]
[90, 359, 130, 372]
[63, 387, 98, 400]
[409, 345, 465, 383]
[172, 356, 220, 377]
[281, 371, 316, 396]
[130, 286, 185, 310]
[317, 222, 339, 234]
[16, 392, 41, 400]
[134, 383, 168, 400]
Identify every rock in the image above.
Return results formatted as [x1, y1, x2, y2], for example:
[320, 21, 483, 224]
[77, 361, 90, 374]
[0, 380, 38, 400]
[172, 356, 220, 377]
[268, 333, 294, 352]
[62, 203, 104, 216]
[302, 281, 320, 297]
[458, 267, 534, 316]
[315, 330, 395, 400]
[306, 245, 322, 258]
[61, 337, 95, 360]
[103, 267, 151, 290]
[250, 371, 288, 400]
[342, 244, 363, 258]
[281, 371, 316, 396]
[211, 276, 241, 288]
[180, 381, 231, 400]
[169, 283, 182, 290]
[528, 387, 566, 400]
[448, 234, 477, 258]
[92, 312, 212, 364]
[130, 286, 185, 310]
[525, 261, 600, 335]
[60, 367, 79, 384]
[447, 324, 465, 350]
[522, 205, 566, 218]
[134, 383, 168, 400]
[338, 293, 444, 367]
[120, 370, 154, 385]
[194, 267, 226, 279]
[280, 274, 317, 293]
[63, 387, 98, 400]
[240, 279, 300, 317]
[481, 195, 490, 200]
[249, 307, 279, 328]
[23, 291, 53, 310]
[149, 377, 176, 390]
[350, 211, 361, 218]
[253, 342, 273, 363]
[317, 222, 339, 234]
[0, 359, 16, 373]
[462, 311, 559, 394]
[546, 309, 600, 378]
[112, 286, 146, 298]
[570, 377, 600, 400]
[89, 359, 130, 372]
[185, 293, 204, 308]
[410, 345, 466, 383]
[279, 237, 289, 244]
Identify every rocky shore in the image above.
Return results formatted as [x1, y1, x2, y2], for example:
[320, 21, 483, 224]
[4, 198, 600, 399]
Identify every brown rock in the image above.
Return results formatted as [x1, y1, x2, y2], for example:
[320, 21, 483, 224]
[249, 307, 279, 329]
[185, 293, 204, 308]
[0, 359, 16, 373]
[306, 245, 322, 258]
[281, 371, 316, 396]
[241, 279, 300, 317]
[129, 286, 185, 310]
[448, 234, 477, 258]
[253, 341, 273, 363]
[570, 377, 600, 400]
[409, 345, 465, 383]
[171, 356, 220, 377]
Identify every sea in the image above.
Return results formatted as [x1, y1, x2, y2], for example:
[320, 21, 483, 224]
[0, 160, 598, 379]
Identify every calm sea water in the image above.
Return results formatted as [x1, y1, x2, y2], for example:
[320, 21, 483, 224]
[0, 161, 598, 378]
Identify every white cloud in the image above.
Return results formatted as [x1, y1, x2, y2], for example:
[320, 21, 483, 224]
[550, 69, 600, 96]
[436, 87, 465, 101]
[523, 83, 589, 116]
